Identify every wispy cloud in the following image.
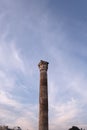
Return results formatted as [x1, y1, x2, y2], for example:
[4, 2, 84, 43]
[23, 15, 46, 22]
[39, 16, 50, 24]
[0, 33, 38, 129]
[0, 42, 24, 72]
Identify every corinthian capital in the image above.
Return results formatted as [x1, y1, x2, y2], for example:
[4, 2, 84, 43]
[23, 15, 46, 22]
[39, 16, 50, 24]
[38, 60, 49, 71]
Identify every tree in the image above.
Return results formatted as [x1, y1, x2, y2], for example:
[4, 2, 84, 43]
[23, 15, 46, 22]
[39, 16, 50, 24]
[69, 126, 80, 130]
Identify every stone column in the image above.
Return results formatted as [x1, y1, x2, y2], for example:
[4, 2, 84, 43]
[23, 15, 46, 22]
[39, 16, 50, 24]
[38, 60, 49, 130]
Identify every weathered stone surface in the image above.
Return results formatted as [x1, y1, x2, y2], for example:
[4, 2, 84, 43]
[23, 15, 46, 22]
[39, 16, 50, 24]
[38, 60, 49, 130]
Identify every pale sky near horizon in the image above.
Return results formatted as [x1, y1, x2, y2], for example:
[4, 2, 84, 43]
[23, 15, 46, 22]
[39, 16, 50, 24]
[0, 0, 87, 130]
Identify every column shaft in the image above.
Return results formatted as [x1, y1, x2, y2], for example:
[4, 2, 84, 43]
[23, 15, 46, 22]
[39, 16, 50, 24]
[38, 60, 49, 130]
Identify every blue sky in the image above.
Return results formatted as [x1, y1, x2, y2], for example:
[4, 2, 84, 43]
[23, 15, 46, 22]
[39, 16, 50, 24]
[0, 0, 87, 130]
